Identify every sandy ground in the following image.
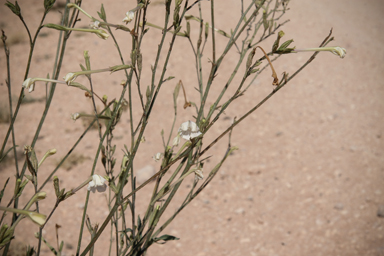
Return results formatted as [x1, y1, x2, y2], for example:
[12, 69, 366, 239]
[0, 0, 384, 255]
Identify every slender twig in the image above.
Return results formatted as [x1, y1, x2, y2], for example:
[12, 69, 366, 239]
[199, 30, 333, 157]
[210, 0, 216, 63]
[1, 31, 19, 178]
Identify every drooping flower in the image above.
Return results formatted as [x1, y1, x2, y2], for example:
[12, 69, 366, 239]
[194, 167, 204, 180]
[294, 46, 347, 59]
[328, 47, 347, 58]
[22, 78, 36, 93]
[28, 212, 47, 227]
[87, 174, 107, 193]
[123, 11, 135, 24]
[22, 77, 67, 93]
[178, 120, 202, 140]
[71, 113, 80, 121]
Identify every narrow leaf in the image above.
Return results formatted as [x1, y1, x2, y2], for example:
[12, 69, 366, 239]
[153, 234, 179, 244]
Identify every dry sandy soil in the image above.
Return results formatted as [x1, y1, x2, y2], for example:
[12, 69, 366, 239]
[0, 0, 383, 255]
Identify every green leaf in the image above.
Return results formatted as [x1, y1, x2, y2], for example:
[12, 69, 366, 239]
[25, 246, 36, 256]
[59, 241, 64, 252]
[79, 63, 86, 72]
[173, 81, 181, 106]
[153, 234, 179, 244]
[83, 50, 91, 70]
[5, 1, 21, 16]
[163, 76, 175, 83]
[278, 39, 294, 51]
[25, 146, 38, 177]
[137, 215, 142, 231]
[97, 4, 106, 21]
[44, 0, 56, 12]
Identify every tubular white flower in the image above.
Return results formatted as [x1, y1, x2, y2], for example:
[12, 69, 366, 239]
[178, 120, 202, 140]
[22, 78, 36, 93]
[294, 46, 347, 59]
[123, 11, 135, 24]
[22, 77, 67, 93]
[87, 174, 107, 193]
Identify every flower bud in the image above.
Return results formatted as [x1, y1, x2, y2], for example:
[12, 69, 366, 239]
[28, 212, 47, 227]
[152, 152, 163, 162]
[71, 113, 80, 121]
[53, 176, 60, 198]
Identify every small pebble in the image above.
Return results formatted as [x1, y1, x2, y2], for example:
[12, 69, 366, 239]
[334, 203, 344, 210]
[377, 205, 384, 218]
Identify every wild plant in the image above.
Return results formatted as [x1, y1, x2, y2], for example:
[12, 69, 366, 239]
[0, 0, 345, 255]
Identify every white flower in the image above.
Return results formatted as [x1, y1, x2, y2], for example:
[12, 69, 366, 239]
[87, 174, 107, 193]
[71, 113, 80, 121]
[123, 11, 135, 24]
[90, 20, 100, 29]
[178, 120, 202, 140]
[22, 78, 36, 93]
[63, 72, 77, 85]
[152, 152, 163, 162]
